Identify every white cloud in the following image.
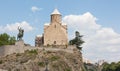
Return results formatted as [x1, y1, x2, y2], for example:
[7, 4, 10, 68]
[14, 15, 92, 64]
[31, 6, 41, 12]
[63, 12, 101, 36]
[0, 21, 34, 33]
[63, 12, 120, 62]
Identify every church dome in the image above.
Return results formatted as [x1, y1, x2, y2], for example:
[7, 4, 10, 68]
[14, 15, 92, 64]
[51, 9, 61, 15]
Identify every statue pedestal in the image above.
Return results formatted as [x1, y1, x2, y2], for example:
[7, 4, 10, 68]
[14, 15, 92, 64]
[14, 40, 25, 53]
[15, 40, 24, 47]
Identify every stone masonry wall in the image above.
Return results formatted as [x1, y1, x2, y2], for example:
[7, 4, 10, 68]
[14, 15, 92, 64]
[0, 40, 37, 57]
[0, 41, 77, 57]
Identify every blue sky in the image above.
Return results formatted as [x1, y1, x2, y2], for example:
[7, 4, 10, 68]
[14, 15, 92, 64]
[0, 0, 120, 63]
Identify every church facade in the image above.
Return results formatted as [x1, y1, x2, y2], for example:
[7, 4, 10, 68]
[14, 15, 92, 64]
[35, 9, 68, 46]
[44, 9, 68, 46]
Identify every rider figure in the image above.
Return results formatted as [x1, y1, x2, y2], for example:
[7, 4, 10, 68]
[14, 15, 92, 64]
[17, 26, 24, 40]
[18, 27, 23, 35]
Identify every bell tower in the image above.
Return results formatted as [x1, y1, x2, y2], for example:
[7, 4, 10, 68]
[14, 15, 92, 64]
[51, 9, 61, 23]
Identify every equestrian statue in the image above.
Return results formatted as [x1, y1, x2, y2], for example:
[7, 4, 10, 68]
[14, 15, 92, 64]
[17, 26, 24, 41]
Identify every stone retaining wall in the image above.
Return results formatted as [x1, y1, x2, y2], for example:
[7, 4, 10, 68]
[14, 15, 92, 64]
[0, 40, 76, 57]
[0, 40, 37, 57]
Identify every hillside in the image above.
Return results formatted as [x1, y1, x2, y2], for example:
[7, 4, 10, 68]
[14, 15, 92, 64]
[0, 47, 84, 71]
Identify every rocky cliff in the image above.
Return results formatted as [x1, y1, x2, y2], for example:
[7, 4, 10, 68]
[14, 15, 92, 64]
[0, 47, 84, 71]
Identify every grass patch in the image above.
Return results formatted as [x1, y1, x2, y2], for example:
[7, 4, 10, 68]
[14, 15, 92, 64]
[50, 56, 60, 61]
[38, 62, 45, 67]
[46, 51, 52, 53]
[26, 49, 38, 55]
[52, 64, 58, 67]
[65, 68, 71, 71]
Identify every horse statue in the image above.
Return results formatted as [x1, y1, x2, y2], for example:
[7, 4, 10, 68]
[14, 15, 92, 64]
[17, 26, 24, 41]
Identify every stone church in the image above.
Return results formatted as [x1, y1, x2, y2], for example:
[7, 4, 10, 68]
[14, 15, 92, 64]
[35, 9, 68, 46]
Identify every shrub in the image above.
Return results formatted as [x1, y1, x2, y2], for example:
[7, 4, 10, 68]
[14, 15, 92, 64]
[0, 60, 3, 64]
[20, 59, 28, 64]
[16, 53, 21, 57]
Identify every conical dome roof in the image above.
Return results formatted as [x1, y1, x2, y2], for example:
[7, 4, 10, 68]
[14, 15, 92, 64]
[51, 9, 61, 15]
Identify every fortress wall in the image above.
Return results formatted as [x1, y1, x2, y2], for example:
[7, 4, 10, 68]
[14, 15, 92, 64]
[0, 43, 76, 57]
[0, 45, 38, 57]
[0, 46, 5, 56]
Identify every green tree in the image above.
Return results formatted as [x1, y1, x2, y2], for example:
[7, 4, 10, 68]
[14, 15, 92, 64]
[102, 62, 110, 71]
[116, 61, 120, 71]
[0, 33, 16, 46]
[110, 62, 117, 71]
[9, 36, 16, 45]
[69, 31, 84, 50]
[102, 61, 120, 71]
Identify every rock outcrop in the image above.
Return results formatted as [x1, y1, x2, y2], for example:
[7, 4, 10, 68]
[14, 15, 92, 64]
[0, 46, 85, 71]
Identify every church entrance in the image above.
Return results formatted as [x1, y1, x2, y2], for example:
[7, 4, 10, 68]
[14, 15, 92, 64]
[54, 41, 56, 44]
